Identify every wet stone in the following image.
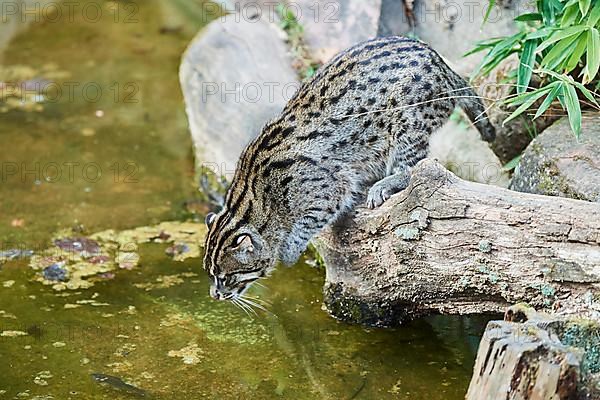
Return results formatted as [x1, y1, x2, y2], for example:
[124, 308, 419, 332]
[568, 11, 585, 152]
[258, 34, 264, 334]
[42, 263, 68, 282]
[165, 243, 190, 258]
[54, 237, 101, 256]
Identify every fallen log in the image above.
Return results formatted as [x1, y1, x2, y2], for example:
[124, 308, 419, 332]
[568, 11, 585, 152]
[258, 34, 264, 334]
[313, 159, 600, 327]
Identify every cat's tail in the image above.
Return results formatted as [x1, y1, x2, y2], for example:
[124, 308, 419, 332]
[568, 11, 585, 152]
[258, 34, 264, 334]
[446, 71, 496, 142]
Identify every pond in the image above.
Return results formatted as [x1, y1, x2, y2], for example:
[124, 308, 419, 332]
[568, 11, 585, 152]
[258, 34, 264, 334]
[0, 1, 491, 398]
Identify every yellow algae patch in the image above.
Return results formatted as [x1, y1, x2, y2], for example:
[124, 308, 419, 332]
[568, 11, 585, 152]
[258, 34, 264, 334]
[167, 342, 204, 365]
[0, 310, 17, 319]
[160, 313, 193, 328]
[29, 221, 206, 291]
[134, 273, 197, 291]
[33, 371, 53, 386]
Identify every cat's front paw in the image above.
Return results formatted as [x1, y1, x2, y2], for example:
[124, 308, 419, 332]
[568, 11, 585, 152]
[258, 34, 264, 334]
[366, 183, 390, 209]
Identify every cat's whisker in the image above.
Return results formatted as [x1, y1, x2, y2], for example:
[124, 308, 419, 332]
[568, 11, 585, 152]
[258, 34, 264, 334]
[231, 298, 250, 318]
[232, 298, 254, 319]
[240, 295, 278, 318]
[252, 281, 268, 290]
[240, 296, 268, 312]
[237, 297, 259, 317]
[244, 295, 271, 306]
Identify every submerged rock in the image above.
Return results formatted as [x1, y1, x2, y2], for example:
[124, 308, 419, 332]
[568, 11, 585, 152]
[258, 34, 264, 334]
[167, 342, 204, 365]
[511, 117, 600, 202]
[165, 243, 190, 259]
[42, 263, 68, 282]
[54, 237, 101, 256]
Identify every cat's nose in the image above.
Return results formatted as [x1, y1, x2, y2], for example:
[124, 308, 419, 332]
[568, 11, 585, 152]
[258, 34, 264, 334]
[209, 285, 222, 300]
[209, 285, 232, 301]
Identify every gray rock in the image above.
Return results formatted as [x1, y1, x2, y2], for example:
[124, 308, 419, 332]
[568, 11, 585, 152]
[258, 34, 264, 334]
[180, 14, 299, 178]
[510, 116, 600, 202]
[410, 0, 530, 75]
[295, 0, 382, 64]
[429, 115, 510, 187]
[377, 0, 411, 37]
[292, 0, 526, 73]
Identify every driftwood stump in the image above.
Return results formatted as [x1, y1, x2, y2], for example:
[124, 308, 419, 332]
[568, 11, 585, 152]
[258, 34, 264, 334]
[467, 305, 599, 400]
[314, 159, 600, 326]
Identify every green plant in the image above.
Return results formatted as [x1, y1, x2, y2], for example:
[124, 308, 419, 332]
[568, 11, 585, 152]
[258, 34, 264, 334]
[275, 3, 320, 79]
[466, 0, 600, 136]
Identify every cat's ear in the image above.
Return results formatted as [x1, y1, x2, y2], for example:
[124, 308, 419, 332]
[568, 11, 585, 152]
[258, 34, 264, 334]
[205, 212, 216, 228]
[234, 234, 254, 253]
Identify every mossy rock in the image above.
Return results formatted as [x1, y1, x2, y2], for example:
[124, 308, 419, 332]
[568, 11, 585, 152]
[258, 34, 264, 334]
[511, 116, 600, 202]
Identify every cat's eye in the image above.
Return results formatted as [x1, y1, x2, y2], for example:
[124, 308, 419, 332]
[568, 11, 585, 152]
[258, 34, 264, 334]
[233, 234, 254, 253]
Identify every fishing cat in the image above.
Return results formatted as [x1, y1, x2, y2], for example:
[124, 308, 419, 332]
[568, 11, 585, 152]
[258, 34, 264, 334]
[202, 36, 495, 300]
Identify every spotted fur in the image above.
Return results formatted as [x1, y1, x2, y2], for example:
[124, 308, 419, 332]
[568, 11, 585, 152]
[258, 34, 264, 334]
[202, 36, 495, 300]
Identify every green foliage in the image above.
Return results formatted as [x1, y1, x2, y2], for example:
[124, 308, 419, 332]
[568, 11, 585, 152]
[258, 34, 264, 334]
[503, 154, 522, 171]
[467, 0, 600, 137]
[276, 3, 303, 35]
[275, 3, 320, 80]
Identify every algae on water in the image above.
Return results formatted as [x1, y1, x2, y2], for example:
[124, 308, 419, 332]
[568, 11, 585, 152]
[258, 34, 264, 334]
[29, 221, 206, 291]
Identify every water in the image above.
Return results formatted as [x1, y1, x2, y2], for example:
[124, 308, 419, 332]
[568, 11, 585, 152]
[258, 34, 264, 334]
[0, 1, 491, 398]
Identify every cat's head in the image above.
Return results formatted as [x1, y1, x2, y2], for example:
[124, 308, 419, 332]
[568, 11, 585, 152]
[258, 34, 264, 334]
[202, 211, 275, 300]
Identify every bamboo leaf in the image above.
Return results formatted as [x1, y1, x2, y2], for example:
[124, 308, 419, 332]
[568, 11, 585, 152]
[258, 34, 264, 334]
[574, 82, 600, 107]
[503, 86, 554, 124]
[540, 0, 554, 24]
[537, 25, 588, 52]
[561, 2, 581, 26]
[479, 51, 519, 77]
[584, 27, 600, 83]
[588, 1, 600, 26]
[463, 38, 504, 56]
[536, 68, 600, 107]
[472, 33, 524, 77]
[550, 0, 564, 12]
[517, 39, 538, 93]
[503, 154, 522, 171]
[483, 0, 496, 24]
[579, 0, 591, 16]
[540, 33, 582, 70]
[533, 82, 561, 119]
[515, 13, 543, 21]
[563, 83, 582, 136]
[565, 31, 588, 72]
[535, 67, 569, 81]
[526, 27, 555, 40]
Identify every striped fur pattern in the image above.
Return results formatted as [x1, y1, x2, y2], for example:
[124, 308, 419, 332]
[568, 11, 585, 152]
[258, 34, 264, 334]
[202, 36, 495, 300]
